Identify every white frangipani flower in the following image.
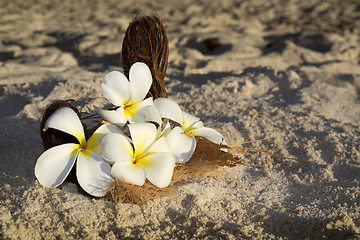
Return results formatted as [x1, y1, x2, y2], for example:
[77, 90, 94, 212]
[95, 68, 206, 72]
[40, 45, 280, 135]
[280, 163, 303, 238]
[35, 107, 122, 197]
[101, 123, 175, 188]
[95, 62, 154, 127]
[154, 98, 227, 163]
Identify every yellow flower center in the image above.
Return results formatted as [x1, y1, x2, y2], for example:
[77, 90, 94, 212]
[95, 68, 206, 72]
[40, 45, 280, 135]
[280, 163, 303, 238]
[130, 141, 151, 166]
[183, 127, 194, 136]
[124, 101, 142, 119]
[183, 119, 197, 136]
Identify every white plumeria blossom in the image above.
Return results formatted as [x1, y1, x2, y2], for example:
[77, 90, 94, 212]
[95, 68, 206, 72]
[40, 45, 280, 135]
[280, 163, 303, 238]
[101, 123, 176, 188]
[35, 107, 123, 197]
[153, 98, 227, 163]
[95, 62, 154, 127]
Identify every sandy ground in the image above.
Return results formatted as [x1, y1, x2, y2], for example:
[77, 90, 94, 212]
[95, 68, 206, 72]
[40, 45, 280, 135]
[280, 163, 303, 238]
[1, 0, 360, 239]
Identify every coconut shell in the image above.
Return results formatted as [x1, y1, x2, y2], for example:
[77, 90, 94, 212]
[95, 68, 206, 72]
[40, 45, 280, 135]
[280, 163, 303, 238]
[40, 100, 80, 149]
[122, 15, 169, 99]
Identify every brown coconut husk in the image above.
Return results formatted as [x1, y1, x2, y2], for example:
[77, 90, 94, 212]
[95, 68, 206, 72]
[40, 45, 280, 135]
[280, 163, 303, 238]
[106, 138, 241, 204]
[122, 15, 169, 99]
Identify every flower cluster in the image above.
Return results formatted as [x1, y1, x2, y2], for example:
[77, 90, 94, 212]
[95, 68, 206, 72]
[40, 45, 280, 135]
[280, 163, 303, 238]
[35, 62, 226, 197]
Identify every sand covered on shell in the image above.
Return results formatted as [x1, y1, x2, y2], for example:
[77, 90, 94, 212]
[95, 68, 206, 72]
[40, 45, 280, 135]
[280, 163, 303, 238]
[1, 0, 360, 239]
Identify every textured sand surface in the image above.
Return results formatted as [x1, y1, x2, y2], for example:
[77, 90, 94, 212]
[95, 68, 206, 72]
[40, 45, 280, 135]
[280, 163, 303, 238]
[1, 0, 360, 239]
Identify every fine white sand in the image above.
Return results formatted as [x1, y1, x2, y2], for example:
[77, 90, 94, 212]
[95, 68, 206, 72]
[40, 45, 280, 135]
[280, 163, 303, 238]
[1, 0, 359, 239]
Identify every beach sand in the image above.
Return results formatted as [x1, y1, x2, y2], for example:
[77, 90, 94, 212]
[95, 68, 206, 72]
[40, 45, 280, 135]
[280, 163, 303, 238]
[1, 0, 359, 239]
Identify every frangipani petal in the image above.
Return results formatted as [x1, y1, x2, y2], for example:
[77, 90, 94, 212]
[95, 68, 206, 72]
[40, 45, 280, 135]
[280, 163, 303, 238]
[102, 71, 132, 106]
[135, 97, 154, 113]
[95, 107, 127, 127]
[35, 143, 79, 188]
[102, 133, 133, 163]
[182, 111, 201, 129]
[166, 127, 196, 163]
[44, 107, 85, 145]
[111, 161, 146, 186]
[87, 123, 124, 149]
[193, 127, 227, 145]
[139, 152, 175, 188]
[128, 123, 157, 157]
[159, 119, 172, 138]
[129, 62, 152, 103]
[154, 98, 183, 124]
[127, 112, 145, 124]
[77, 151, 114, 197]
[192, 120, 204, 129]
[147, 136, 172, 154]
[144, 105, 162, 126]
[127, 98, 154, 124]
